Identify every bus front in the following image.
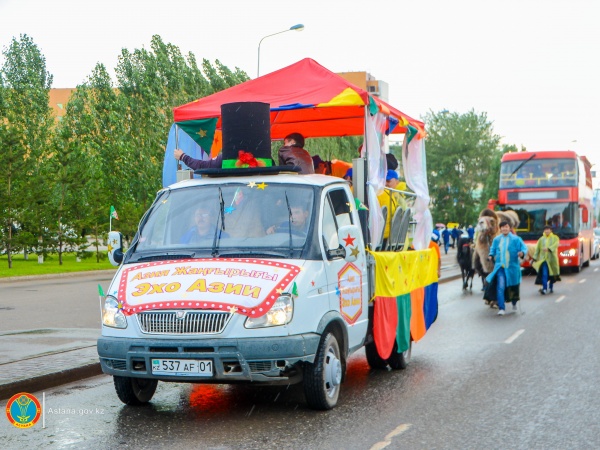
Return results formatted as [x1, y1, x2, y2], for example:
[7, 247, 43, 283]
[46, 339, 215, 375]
[497, 151, 593, 272]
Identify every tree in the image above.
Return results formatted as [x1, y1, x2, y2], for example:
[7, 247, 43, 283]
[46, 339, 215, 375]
[478, 143, 519, 213]
[423, 109, 503, 226]
[0, 34, 54, 267]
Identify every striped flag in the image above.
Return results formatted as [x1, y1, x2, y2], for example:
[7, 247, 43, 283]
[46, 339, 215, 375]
[370, 249, 439, 359]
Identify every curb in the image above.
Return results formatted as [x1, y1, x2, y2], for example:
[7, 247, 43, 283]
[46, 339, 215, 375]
[0, 363, 103, 401]
[0, 269, 116, 283]
[439, 273, 462, 284]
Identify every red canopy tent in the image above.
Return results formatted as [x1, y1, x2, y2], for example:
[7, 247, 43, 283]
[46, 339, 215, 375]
[173, 58, 424, 141]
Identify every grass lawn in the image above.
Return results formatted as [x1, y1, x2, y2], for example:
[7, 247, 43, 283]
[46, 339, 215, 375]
[0, 252, 115, 278]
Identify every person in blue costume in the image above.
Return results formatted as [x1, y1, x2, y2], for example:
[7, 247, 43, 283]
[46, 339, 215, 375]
[484, 220, 528, 315]
[441, 227, 451, 254]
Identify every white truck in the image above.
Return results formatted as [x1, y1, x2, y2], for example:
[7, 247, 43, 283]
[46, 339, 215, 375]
[98, 165, 436, 410]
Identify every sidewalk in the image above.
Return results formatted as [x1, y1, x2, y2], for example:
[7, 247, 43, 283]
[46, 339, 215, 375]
[0, 250, 461, 401]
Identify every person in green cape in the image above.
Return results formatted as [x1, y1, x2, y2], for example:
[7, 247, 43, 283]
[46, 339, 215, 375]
[532, 225, 561, 294]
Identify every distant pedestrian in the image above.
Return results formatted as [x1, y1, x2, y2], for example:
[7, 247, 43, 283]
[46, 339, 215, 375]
[451, 227, 460, 248]
[467, 224, 475, 240]
[532, 225, 560, 294]
[441, 227, 451, 254]
[484, 221, 528, 315]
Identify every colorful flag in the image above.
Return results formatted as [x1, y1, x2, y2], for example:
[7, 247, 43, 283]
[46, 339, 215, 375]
[176, 118, 218, 152]
[110, 206, 119, 220]
[370, 249, 439, 359]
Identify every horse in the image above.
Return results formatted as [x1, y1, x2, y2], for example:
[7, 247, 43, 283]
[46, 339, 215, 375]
[456, 235, 475, 291]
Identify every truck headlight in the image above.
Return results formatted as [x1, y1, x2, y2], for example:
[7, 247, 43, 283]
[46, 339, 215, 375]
[245, 295, 293, 328]
[102, 296, 127, 329]
[560, 249, 577, 257]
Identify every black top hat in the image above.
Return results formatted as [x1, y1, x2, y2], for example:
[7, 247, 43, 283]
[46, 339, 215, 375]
[221, 102, 272, 169]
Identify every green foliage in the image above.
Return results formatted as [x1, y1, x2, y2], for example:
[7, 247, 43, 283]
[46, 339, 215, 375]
[0, 34, 54, 267]
[0, 252, 114, 278]
[424, 109, 504, 226]
[1, 33, 250, 271]
[478, 143, 518, 212]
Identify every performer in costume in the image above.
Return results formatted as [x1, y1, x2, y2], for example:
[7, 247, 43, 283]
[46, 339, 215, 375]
[484, 220, 528, 315]
[532, 225, 560, 294]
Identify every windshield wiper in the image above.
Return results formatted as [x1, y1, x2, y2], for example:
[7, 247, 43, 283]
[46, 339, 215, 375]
[509, 154, 536, 178]
[129, 252, 196, 263]
[212, 187, 225, 257]
[218, 251, 289, 258]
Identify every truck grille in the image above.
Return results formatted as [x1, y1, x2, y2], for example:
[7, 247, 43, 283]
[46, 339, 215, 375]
[136, 310, 232, 335]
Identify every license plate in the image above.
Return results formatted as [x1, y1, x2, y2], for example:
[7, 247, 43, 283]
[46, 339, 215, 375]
[151, 359, 213, 377]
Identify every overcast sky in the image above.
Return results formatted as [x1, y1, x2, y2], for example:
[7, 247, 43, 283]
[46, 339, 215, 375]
[1, 0, 599, 169]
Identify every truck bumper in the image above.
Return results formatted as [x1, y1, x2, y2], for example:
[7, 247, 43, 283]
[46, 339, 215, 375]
[97, 334, 321, 384]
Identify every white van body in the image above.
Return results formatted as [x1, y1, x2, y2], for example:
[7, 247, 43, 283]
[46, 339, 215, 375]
[98, 173, 384, 409]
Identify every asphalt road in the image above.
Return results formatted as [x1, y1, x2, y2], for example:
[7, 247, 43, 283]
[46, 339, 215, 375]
[0, 271, 115, 331]
[2, 262, 599, 449]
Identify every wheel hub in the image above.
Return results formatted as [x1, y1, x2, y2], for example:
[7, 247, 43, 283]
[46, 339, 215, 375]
[325, 351, 342, 387]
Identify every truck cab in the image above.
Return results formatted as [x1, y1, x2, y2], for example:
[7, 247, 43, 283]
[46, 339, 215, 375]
[99, 172, 370, 409]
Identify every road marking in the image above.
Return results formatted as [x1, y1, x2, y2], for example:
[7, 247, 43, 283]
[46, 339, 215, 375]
[505, 329, 525, 344]
[370, 424, 412, 450]
[556, 295, 566, 303]
[579, 279, 586, 283]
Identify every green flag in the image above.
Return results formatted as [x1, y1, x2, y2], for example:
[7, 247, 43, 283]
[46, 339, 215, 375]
[176, 118, 218, 151]
[98, 284, 105, 297]
[110, 205, 119, 220]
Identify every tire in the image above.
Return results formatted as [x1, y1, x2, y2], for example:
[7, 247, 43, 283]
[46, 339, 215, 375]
[365, 340, 388, 369]
[114, 376, 158, 405]
[583, 245, 590, 267]
[303, 332, 343, 410]
[387, 340, 411, 370]
[573, 248, 584, 273]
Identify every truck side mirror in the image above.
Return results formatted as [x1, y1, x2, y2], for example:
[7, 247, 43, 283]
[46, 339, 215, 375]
[337, 225, 363, 262]
[107, 231, 124, 266]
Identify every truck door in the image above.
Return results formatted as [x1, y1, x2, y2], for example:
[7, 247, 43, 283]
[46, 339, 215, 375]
[320, 187, 369, 349]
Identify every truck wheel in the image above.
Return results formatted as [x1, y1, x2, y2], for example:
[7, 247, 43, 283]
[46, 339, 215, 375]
[365, 341, 388, 369]
[114, 376, 158, 405]
[387, 341, 411, 370]
[303, 332, 342, 410]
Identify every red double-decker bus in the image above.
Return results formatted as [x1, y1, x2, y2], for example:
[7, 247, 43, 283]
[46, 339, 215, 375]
[497, 150, 594, 272]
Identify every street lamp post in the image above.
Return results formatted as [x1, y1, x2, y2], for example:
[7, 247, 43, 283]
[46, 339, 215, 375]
[257, 24, 304, 78]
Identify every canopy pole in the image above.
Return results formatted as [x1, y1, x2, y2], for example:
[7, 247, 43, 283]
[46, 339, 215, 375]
[175, 125, 181, 170]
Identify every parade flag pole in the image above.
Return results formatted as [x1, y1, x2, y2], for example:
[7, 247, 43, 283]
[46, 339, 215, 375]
[98, 284, 105, 315]
[110, 206, 119, 232]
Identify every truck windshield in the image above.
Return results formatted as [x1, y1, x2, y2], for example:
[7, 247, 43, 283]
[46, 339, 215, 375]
[132, 183, 315, 258]
[503, 202, 578, 240]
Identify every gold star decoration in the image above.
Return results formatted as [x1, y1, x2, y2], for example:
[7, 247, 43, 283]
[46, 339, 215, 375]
[350, 247, 361, 257]
[107, 243, 114, 252]
[256, 182, 267, 190]
[276, 288, 284, 294]
[247, 181, 257, 188]
[229, 305, 238, 314]
[197, 129, 207, 138]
